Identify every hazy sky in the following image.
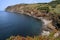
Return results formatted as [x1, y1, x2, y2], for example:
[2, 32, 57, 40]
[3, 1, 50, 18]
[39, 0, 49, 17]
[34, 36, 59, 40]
[0, 0, 52, 11]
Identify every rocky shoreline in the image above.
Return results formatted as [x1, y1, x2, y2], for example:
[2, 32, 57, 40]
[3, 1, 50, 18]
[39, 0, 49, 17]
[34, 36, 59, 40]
[5, 4, 60, 37]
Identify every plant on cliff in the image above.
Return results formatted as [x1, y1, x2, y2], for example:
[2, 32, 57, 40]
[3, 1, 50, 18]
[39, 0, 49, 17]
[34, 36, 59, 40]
[49, 13, 60, 29]
[37, 5, 50, 13]
[51, 4, 60, 29]
[49, 0, 60, 8]
[54, 4, 60, 14]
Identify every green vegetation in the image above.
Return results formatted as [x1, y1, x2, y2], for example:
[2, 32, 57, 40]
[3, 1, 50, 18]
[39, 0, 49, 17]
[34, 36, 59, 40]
[37, 5, 50, 13]
[48, 0, 60, 8]
[54, 4, 60, 14]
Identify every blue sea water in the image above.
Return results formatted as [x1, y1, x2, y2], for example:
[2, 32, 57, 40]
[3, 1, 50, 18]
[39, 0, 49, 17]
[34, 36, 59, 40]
[0, 11, 42, 40]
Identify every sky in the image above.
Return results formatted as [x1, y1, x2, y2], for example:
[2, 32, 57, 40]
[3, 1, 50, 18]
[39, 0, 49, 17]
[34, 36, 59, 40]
[0, 0, 52, 11]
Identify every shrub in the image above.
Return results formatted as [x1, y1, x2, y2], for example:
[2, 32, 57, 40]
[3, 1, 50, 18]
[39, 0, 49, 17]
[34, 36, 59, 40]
[37, 5, 50, 13]
[54, 4, 60, 14]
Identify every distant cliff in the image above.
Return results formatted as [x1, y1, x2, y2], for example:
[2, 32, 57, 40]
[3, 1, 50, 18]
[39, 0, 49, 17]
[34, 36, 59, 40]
[5, 4, 51, 20]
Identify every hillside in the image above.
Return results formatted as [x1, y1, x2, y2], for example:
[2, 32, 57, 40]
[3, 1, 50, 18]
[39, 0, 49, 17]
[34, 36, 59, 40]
[5, 0, 60, 29]
[5, 0, 60, 40]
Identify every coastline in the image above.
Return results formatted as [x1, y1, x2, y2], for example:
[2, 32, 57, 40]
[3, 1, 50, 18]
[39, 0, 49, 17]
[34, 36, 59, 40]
[5, 3, 60, 38]
[6, 9, 58, 36]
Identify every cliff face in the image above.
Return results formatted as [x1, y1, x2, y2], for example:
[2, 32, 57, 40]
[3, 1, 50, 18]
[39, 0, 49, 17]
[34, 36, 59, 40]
[6, 4, 38, 12]
[5, 4, 50, 18]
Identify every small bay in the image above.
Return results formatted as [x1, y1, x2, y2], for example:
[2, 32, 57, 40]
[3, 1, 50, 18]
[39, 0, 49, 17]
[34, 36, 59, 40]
[0, 11, 42, 40]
